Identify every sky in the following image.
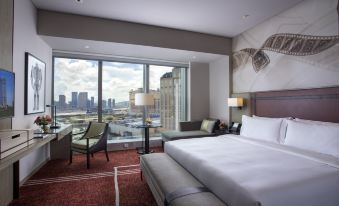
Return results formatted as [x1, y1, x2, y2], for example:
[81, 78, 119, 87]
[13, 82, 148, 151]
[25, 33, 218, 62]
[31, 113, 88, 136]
[54, 58, 174, 103]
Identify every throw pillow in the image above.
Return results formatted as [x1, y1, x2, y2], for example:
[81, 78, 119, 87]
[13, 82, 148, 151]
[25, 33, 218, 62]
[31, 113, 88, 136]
[200, 119, 216, 133]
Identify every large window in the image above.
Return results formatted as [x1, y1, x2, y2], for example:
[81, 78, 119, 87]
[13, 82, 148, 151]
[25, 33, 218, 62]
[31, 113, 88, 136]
[102, 62, 144, 141]
[53, 58, 98, 134]
[149, 65, 187, 138]
[53, 57, 187, 142]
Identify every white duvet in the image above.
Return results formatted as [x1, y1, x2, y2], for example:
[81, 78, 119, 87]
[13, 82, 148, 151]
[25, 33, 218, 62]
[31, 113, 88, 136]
[165, 135, 339, 206]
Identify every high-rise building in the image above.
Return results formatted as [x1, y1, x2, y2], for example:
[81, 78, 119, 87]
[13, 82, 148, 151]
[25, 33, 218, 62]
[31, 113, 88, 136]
[129, 88, 143, 114]
[108, 98, 112, 109]
[112, 98, 115, 108]
[78, 92, 88, 110]
[160, 68, 184, 130]
[90, 96, 95, 108]
[102, 100, 107, 109]
[128, 88, 160, 115]
[71, 92, 78, 109]
[59, 95, 66, 110]
[0, 77, 7, 107]
[149, 89, 160, 114]
[87, 100, 91, 110]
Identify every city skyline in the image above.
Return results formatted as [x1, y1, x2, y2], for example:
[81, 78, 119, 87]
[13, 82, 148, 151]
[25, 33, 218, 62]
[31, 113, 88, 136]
[54, 58, 174, 103]
[0, 70, 14, 106]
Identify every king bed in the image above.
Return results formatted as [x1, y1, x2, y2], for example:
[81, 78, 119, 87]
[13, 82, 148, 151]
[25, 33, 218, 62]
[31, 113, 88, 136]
[140, 86, 339, 206]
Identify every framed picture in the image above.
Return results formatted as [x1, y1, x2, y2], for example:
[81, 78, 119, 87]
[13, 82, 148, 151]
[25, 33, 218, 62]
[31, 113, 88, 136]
[25, 52, 46, 115]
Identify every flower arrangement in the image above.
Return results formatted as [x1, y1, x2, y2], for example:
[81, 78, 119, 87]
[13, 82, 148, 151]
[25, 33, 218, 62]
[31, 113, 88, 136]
[34, 115, 52, 126]
[219, 121, 227, 130]
[145, 118, 153, 125]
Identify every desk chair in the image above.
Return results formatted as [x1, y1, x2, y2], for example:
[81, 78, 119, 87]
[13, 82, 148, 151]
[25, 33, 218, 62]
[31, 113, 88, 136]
[70, 122, 109, 169]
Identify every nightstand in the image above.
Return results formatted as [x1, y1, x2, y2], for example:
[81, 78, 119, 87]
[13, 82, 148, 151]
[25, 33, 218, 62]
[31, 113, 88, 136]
[215, 129, 229, 136]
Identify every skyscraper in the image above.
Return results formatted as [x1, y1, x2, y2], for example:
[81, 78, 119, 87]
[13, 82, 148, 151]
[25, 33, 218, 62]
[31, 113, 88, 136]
[112, 98, 115, 108]
[0, 77, 7, 107]
[90, 96, 95, 108]
[71, 92, 78, 109]
[108, 98, 112, 109]
[160, 68, 184, 130]
[78, 92, 88, 110]
[102, 100, 107, 109]
[59, 95, 66, 110]
[129, 88, 143, 114]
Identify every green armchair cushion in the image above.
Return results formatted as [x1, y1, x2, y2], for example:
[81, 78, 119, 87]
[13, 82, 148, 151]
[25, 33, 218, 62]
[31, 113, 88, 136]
[72, 138, 99, 150]
[83, 122, 107, 139]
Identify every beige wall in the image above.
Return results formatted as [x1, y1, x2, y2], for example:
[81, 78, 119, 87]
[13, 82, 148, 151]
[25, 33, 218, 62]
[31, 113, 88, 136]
[0, 1, 14, 205]
[37, 10, 232, 55]
[232, 0, 339, 93]
[0, 0, 13, 130]
[189, 62, 210, 121]
[12, 0, 52, 182]
[209, 56, 230, 123]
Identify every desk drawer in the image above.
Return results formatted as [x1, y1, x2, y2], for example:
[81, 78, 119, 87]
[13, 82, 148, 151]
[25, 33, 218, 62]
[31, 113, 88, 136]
[0, 131, 28, 159]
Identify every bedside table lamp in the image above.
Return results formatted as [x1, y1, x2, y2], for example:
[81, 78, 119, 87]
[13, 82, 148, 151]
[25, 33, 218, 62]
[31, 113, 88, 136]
[135, 93, 154, 124]
[228, 98, 244, 109]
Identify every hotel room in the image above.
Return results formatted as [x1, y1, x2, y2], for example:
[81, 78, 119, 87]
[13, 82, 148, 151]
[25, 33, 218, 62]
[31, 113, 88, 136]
[0, 0, 338, 205]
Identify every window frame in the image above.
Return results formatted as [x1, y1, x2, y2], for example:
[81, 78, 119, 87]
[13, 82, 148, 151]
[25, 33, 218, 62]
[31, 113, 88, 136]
[52, 53, 188, 142]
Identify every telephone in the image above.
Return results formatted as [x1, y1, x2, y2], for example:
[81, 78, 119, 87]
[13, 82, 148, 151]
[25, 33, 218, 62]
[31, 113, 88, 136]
[229, 122, 242, 134]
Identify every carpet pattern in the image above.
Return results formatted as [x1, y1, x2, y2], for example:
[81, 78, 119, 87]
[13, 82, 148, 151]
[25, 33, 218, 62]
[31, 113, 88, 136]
[9, 149, 161, 206]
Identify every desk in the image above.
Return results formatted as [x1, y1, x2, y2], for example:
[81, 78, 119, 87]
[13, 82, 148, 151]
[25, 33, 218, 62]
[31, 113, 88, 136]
[135, 124, 161, 154]
[0, 124, 72, 206]
[34, 124, 72, 160]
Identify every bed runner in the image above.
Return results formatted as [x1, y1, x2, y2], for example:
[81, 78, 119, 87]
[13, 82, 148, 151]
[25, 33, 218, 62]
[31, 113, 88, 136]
[164, 186, 211, 206]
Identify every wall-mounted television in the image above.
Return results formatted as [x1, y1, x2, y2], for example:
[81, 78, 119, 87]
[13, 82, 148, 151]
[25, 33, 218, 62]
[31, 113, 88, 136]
[0, 68, 15, 119]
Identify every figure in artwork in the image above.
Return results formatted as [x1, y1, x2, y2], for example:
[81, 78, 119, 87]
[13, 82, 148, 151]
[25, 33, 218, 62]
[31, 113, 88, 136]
[30, 63, 42, 110]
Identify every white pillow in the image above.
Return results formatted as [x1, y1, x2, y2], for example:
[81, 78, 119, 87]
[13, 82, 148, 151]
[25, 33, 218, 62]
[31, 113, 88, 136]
[295, 118, 339, 127]
[285, 120, 339, 158]
[240, 115, 283, 143]
[253, 115, 291, 143]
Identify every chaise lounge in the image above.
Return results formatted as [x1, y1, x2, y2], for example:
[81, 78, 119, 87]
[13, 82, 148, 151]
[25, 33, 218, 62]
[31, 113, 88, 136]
[161, 119, 220, 147]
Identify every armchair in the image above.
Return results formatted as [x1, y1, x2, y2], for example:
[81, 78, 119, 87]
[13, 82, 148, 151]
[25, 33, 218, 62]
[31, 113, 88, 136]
[70, 122, 109, 169]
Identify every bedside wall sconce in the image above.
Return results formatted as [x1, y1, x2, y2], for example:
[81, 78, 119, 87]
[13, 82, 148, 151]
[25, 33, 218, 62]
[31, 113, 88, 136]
[228, 98, 244, 109]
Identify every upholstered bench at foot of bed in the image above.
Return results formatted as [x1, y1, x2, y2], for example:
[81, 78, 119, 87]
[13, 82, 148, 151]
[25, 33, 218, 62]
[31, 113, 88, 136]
[140, 153, 226, 206]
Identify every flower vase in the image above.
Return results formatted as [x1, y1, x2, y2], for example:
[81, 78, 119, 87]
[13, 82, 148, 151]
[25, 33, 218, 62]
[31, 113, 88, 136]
[41, 124, 49, 133]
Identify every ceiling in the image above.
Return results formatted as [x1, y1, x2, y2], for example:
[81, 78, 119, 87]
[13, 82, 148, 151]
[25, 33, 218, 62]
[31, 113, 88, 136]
[34, 0, 304, 63]
[32, 0, 304, 37]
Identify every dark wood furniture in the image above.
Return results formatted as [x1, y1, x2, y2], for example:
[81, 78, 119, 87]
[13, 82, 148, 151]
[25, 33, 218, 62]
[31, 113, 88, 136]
[34, 124, 73, 160]
[250, 86, 339, 122]
[135, 124, 161, 154]
[70, 122, 109, 169]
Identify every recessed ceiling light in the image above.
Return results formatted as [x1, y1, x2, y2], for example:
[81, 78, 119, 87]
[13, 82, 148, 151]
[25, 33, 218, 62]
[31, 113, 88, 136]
[84, 45, 90, 49]
[242, 15, 250, 19]
[75, 0, 84, 3]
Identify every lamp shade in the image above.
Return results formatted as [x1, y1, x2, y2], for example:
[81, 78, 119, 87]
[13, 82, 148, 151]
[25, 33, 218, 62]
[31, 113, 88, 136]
[135, 93, 154, 106]
[228, 98, 244, 107]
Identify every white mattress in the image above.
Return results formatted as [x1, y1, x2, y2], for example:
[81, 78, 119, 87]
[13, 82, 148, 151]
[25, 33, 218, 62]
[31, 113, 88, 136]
[165, 135, 339, 206]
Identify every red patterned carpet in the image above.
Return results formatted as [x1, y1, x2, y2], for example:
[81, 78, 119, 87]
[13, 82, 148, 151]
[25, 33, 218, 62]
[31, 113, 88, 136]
[10, 148, 162, 206]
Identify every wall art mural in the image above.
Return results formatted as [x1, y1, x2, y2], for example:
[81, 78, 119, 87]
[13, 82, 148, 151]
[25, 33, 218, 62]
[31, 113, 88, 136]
[232, 0, 339, 93]
[25, 52, 46, 115]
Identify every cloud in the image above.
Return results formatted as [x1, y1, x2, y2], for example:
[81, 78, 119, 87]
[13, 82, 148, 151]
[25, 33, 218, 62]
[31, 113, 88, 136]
[54, 58, 181, 103]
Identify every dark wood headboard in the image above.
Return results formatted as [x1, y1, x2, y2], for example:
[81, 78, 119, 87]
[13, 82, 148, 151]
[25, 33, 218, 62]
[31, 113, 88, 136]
[250, 86, 339, 123]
